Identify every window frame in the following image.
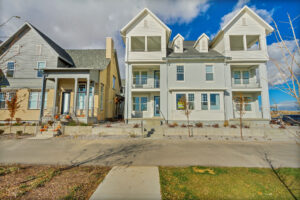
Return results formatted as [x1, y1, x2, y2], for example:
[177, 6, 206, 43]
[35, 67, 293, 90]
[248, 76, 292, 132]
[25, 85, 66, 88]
[132, 96, 148, 112]
[188, 93, 195, 110]
[131, 36, 146, 52]
[6, 61, 15, 78]
[28, 91, 47, 110]
[233, 70, 251, 85]
[112, 75, 116, 89]
[147, 36, 161, 52]
[210, 93, 220, 110]
[37, 61, 46, 78]
[229, 35, 244, 51]
[176, 93, 186, 110]
[205, 65, 214, 81]
[176, 65, 184, 81]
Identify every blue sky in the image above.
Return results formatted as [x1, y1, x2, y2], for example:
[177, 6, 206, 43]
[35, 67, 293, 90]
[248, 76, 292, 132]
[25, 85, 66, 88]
[0, 0, 299, 110]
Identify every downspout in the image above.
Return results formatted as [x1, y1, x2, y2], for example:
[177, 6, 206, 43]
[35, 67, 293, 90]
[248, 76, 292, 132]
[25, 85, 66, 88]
[166, 58, 169, 124]
[125, 36, 129, 123]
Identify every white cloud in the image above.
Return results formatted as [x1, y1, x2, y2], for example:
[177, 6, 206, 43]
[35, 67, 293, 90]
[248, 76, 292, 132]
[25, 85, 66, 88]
[219, 0, 274, 29]
[267, 40, 300, 85]
[0, 0, 209, 78]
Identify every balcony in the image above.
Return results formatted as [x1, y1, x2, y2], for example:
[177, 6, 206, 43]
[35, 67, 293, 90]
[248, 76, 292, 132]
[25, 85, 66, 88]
[132, 69, 160, 89]
[132, 79, 160, 89]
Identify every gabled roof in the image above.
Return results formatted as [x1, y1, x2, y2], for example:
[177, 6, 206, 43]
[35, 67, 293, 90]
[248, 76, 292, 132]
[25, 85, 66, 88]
[210, 5, 274, 46]
[120, 8, 171, 41]
[171, 33, 184, 47]
[193, 33, 209, 48]
[0, 22, 74, 65]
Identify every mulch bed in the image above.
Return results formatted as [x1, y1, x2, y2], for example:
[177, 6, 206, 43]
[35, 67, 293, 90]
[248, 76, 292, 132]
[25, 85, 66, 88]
[0, 164, 111, 200]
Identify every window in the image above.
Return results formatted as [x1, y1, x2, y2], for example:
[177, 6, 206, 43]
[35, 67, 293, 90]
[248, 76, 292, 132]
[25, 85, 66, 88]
[6, 62, 15, 77]
[37, 61, 46, 78]
[176, 93, 186, 110]
[210, 94, 220, 110]
[77, 84, 86, 109]
[230, 35, 244, 51]
[133, 71, 140, 85]
[100, 84, 104, 110]
[113, 76, 116, 89]
[206, 65, 213, 81]
[234, 71, 250, 85]
[141, 72, 147, 84]
[246, 35, 260, 50]
[201, 94, 208, 110]
[176, 66, 184, 81]
[133, 71, 147, 86]
[28, 91, 47, 109]
[133, 97, 147, 111]
[234, 96, 252, 111]
[131, 36, 145, 51]
[89, 85, 93, 109]
[234, 71, 241, 84]
[0, 92, 6, 109]
[147, 36, 161, 51]
[188, 93, 194, 110]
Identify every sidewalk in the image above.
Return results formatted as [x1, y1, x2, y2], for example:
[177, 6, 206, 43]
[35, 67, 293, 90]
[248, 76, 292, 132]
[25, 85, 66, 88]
[90, 166, 161, 200]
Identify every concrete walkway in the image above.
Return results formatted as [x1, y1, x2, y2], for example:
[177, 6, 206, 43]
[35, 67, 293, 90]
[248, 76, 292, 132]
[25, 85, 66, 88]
[89, 166, 161, 200]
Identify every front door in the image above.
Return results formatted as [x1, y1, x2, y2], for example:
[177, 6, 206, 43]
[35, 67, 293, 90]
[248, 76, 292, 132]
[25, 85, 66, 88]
[61, 92, 71, 114]
[154, 96, 160, 117]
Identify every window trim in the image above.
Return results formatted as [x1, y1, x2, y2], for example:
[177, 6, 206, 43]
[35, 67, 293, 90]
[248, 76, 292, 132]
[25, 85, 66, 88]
[131, 36, 146, 52]
[6, 61, 15, 78]
[233, 69, 251, 85]
[36, 61, 46, 78]
[176, 65, 185, 82]
[28, 91, 47, 110]
[205, 65, 214, 82]
[132, 96, 148, 112]
[146, 36, 161, 52]
[112, 75, 116, 89]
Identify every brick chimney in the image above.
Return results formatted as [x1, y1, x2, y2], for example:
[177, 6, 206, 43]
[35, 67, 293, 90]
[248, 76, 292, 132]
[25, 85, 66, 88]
[106, 37, 114, 59]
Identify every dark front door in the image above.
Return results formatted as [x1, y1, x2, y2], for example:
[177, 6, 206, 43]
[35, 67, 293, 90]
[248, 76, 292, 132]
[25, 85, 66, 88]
[61, 92, 71, 114]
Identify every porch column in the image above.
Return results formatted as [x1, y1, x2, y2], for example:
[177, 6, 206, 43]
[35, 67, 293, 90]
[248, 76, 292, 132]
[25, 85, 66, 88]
[73, 78, 78, 115]
[259, 63, 271, 119]
[39, 74, 47, 124]
[91, 82, 95, 117]
[52, 77, 58, 118]
[85, 78, 90, 118]
[243, 35, 247, 51]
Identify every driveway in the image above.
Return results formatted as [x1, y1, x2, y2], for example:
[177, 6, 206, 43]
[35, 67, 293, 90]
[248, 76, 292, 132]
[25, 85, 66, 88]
[0, 138, 299, 168]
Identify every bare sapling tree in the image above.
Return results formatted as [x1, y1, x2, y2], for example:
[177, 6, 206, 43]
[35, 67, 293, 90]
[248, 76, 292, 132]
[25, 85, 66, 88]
[270, 14, 300, 108]
[179, 95, 192, 137]
[6, 91, 23, 133]
[234, 93, 250, 140]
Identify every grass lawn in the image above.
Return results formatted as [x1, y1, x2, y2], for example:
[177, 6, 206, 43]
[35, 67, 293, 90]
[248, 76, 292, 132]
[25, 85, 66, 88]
[0, 164, 110, 199]
[159, 166, 300, 200]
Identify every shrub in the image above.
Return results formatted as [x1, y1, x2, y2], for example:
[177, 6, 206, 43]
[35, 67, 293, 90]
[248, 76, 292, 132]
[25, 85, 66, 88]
[129, 133, 136, 138]
[133, 123, 139, 128]
[0, 129, 4, 135]
[106, 123, 112, 128]
[67, 121, 78, 126]
[244, 125, 250, 128]
[79, 123, 88, 126]
[230, 125, 237, 128]
[168, 124, 175, 128]
[195, 122, 203, 128]
[4, 118, 11, 125]
[181, 124, 187, 127]
[224, 120, 229, 127]
[212, 124, 219, 128]
[12, 123, 22, 126]
[16, 130, 23, 136]
[15, 118, 22, 124]
[31, 123, 36, 126]
[172, 122, 178, 127]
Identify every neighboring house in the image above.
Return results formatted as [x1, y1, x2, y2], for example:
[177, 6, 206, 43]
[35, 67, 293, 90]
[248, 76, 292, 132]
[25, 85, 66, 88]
[121, 6, 273, 124]
[0, 22, 122, 123]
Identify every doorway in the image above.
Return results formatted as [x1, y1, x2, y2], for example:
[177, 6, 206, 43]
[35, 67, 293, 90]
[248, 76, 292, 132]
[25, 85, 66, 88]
[154, 96, 160, 117]
[61, 92, 71, 114]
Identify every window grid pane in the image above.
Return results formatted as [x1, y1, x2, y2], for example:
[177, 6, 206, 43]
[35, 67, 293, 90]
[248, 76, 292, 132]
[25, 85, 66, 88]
[176, 66, 184, 81]
[201, 94, 208, 110]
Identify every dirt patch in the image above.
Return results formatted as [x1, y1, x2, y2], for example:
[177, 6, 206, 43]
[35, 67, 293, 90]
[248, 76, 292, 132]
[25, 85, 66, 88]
[0, 164, 110, 200]
[0, 133, 34, 140]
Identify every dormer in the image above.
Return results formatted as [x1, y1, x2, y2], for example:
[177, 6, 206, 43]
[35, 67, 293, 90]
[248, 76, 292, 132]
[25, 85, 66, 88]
[194, 33, 209, 53]
[171, 34, 184, 53]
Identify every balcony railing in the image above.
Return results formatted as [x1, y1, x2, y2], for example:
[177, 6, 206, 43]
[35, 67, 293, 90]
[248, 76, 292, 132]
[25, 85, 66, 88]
[232, 80, 260, 89]
[132, 79, 160, 89]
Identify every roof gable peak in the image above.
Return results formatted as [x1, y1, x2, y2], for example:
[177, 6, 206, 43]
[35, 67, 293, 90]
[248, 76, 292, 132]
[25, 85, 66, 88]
[193, 33, 209, 48]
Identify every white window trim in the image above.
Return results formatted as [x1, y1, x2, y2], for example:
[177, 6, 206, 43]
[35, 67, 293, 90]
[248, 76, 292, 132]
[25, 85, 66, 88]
[205, 65, 215, 82]
[233, 69, 251, 85]
[6, 61, 15, 78]
[176, 65, 185, 82]
[36, 61, 46, 78]
[146, 36, 161, 52]
[28, 91, 47, 110]
[132, 96, 148, 112]
[233, 95, 255, 113]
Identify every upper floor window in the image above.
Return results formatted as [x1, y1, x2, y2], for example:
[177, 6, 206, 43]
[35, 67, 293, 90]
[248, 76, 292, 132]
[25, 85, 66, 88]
[246, 35, 260, 50]
[233, 71, 250, 84]
[133, 71, 147, 85]
[147, 36, 161, 51]
[131, 36, 145, 51]
[6, 62, 15, 78]
[113, 76, 116, 89]
[205, 65, 214, 81]
[176, 66, 184, 81]
[229, 35, 244, 51]
[37, 61, 46, 78]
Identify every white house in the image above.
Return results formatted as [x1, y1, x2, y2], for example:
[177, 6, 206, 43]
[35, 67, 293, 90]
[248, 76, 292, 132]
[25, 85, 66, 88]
[121, 6, 273, 124]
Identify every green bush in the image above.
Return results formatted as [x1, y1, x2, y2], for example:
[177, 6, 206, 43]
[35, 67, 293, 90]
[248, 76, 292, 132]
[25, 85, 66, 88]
[0, 129, 4, 135]
[16, 130, 23, 136]
[67, 121, 78, 126]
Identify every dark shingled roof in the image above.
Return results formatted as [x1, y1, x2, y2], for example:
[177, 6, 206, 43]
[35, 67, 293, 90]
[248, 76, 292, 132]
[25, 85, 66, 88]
[65, 49, 110, 69]
[29, 23, 74, 65]
[167, 41, 225, 59]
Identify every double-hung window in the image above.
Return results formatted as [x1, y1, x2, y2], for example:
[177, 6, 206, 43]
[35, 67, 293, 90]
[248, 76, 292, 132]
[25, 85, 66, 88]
[77, 84, 86, 109]
[201, 94, 208, 110]
[234, 71, 241, 84]
[28, 91, 47, 109]
[0, 92, 6, 109]
[133, 71, 147, 86]
[176, 93, 186, 110]
[176, 66, 184, 81]
[210, 93, 220, 110]
[188, 94, 194, 110]
[234, 96, 252, 111]
[234, 71, 250, 85]
[206, 65, 213, 81]
[133, 97, 147, 111]
[37, 61, 46, 78]
[6, 62, 15, 77]
[242, 71, 250, 84]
